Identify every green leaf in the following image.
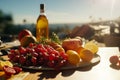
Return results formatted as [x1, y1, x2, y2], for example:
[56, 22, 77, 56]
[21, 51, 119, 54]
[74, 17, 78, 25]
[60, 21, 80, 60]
[50, 32, 61, 44]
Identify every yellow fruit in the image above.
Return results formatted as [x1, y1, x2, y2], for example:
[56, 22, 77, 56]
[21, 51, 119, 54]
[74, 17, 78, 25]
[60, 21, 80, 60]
[79, 49, 94, 62]
[66, 50, 80, 65]
[56, 47, 65, 52]
[84, 41, 98, 54]
[5, 61, 13, 67]
[75, 46, 84, 54]
[0, 71, 5, 77]
[20, 35, 37, 47]
[0, 61, 13, 70]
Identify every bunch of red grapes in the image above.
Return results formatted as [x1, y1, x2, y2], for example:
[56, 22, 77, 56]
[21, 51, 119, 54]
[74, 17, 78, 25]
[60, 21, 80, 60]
[8, 43, 68, 69]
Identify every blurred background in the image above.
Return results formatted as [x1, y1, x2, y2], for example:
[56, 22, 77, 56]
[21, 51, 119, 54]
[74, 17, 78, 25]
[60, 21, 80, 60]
[0, 0, 120, 48]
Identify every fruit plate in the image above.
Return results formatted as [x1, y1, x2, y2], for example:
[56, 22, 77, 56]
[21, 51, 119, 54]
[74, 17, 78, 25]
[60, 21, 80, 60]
[15, 54, 100, 70]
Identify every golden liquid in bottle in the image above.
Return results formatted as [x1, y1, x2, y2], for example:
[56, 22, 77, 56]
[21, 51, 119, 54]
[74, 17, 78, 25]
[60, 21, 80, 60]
[36, 4, 49, 42]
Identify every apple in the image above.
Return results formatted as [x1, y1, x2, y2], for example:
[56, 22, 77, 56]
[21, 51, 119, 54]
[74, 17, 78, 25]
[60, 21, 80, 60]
[62, 38, 82, 51]
[18, 29, 32, 41]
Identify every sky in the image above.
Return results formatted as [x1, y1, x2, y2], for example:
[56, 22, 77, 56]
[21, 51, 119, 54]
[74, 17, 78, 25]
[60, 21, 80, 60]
[0, 0, 120, 24]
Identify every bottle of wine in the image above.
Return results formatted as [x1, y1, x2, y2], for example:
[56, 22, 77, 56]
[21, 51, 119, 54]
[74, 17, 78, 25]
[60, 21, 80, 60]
[36, 4, 49, 42]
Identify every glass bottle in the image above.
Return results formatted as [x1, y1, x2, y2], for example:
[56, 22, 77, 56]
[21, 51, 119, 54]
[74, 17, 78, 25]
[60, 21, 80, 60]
[36, 4, 49, 42]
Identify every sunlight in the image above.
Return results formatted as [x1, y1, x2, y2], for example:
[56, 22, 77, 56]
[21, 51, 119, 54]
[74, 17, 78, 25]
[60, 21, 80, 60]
[99, 0, 116, 18]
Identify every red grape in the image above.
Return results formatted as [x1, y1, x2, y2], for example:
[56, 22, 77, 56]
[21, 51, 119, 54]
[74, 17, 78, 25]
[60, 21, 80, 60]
[19, 55, 26, 65]
[29, 43, 36, 48]
[31, 52, 38, 57]
[13, 66, 22, 74]
[10, 49, 15, 54]
[8, 53, 15, 60]
[31, 57, 37, 65]
[49, 53, 55, 61]
[19, 47, 27, 55]
[12, 55, 20, 62]
[47, 60, 55, 67]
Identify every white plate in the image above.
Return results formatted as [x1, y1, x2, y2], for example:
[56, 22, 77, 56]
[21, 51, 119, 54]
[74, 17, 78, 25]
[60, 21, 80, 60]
[18, 54, 100, 70]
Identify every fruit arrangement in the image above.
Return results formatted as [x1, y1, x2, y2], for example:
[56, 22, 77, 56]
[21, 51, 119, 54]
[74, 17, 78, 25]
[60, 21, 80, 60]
[7, 29, 99, 70]
[8, 43, 68, 69]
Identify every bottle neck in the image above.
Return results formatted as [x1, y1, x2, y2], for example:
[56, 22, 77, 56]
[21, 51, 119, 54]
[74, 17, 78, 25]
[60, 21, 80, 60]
[40, 9, 44, 13]
[40, 4, 45, 14]
[40, 10, 46, 16]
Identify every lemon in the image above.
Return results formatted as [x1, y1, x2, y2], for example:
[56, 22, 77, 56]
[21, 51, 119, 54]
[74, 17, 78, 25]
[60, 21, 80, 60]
[5, 61, 13, 67]
[84, 41, 98, 54]
[79, 49, 94, 62]
[0, 61, 13, 70]
[66, 50, 80, 65]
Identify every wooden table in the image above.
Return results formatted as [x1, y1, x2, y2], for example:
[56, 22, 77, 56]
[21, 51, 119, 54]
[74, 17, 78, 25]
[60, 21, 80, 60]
[22, 47, 120, 80]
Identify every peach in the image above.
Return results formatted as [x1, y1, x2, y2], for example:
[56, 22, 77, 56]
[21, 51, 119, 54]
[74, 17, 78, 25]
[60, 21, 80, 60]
[62, 38, 82, 51]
